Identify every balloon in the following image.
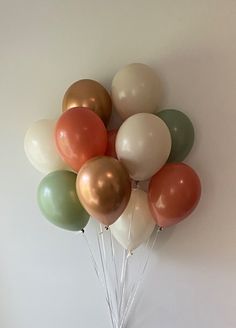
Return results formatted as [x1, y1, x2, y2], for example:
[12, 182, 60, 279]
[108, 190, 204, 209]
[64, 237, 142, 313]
[111, 63, 161, 119]
[110, 189, 156, 251]
[116, 113, 171, 181]
[105, 129, 118, 158]
[24, 119, 69, 174]
[148, 163, 201, 228]
[55, 108, 107, 172]
[62, 79, 112, 125]
[157, 109, 194, 162]
[37, 170, 89, 231]
[76, 156, 131, 226]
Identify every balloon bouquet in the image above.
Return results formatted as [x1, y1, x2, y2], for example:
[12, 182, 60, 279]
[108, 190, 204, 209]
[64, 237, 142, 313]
[24, 63, 201, 328]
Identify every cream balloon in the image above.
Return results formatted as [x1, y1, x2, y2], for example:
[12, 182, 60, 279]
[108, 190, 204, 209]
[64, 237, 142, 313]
[111, 63, 161, 119]
[110, 189, 156, 251]
[116, 113, 171, 181]
[24, 119, 69, 174]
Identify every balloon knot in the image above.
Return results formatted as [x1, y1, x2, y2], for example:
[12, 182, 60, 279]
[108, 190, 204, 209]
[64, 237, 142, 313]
[81, 228, 85, 234]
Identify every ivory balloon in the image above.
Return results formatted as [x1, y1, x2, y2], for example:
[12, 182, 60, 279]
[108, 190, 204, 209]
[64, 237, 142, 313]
[112, 63, 161, 119]
[116, 113, 171, 181]
[110, 189, 156, 251]
[24, 119, 69, 174]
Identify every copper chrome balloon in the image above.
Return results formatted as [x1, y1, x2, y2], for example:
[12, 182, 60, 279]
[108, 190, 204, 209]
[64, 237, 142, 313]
[76, 156, 131, 226]
[62, 79, 112, 125]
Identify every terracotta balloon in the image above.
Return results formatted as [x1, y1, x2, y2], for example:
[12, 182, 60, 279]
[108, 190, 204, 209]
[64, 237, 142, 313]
[62, 79, 112, 125]
[105, 129, 118, 158]
[76, 156, 131, 226]
[55, 108, 107, 172]
[148, 163, 201, 228]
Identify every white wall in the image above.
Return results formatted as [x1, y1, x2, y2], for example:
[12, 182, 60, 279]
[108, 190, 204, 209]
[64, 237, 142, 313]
[1, 0, 236, 327]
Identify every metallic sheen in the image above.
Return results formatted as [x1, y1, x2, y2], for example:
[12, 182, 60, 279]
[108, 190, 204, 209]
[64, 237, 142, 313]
[62, 79, 112, 125]
[76, 156, 131, 226]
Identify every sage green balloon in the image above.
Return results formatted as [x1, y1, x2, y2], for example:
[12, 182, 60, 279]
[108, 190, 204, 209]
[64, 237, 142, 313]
[37, 170, 89, 231]
[157, 109, 194, 162]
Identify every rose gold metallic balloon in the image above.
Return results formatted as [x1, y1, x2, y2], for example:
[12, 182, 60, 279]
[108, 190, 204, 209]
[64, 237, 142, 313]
[76, 156, 131, 226]
[62, 79, 112, 125]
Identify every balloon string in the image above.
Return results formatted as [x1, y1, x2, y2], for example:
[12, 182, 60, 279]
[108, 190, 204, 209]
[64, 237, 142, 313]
[127, 187, 138, 249]
[118, 187, 138, 325]
[119, 227, 161, 328]
[97, 225, 117, 328]
[126, 231, 151, 298]
[118, 248, 126, 324]
[109, 228, 119, 320]
[81, 230, 103, 287]
[81, 229, 116, 327]
[118, 250, 129, 326]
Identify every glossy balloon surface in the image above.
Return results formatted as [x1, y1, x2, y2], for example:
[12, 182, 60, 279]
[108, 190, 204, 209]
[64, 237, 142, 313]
[148, 163, 201, 227]
[76, 157, 131, 226]
[62, 79, 112, 125]
[55, 108, 107, 172]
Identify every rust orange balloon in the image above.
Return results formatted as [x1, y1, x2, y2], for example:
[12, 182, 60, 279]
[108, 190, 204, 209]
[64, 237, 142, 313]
[105, 129, 118, 158]
[148, 163, 201, 228]
[76, 156, 131, 226]
[55, 108, 107, 172]
[62, 79, 112, 125]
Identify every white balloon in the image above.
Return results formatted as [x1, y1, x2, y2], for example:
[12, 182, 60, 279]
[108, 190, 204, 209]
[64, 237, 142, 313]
[24, 119, 69, 174]
[110, 189, 156, 251]
[116, 113, 171, 181]
[111, 63, 161, 119]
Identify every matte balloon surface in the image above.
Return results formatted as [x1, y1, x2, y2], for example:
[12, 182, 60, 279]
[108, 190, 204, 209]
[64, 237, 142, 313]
[157, 109, 194, 162]
[111, 188, 156, 251]
[116, 113, 171, 181]
[37, 170, 89, 231]
[62, 79, 112, 125]
[24, 119, 69, 173]
[76, 156, 131, 226]
[112, 63, 161, 119]
[148, 163, 201, 227]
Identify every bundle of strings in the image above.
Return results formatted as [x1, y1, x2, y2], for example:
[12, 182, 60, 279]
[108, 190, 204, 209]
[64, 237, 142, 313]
[81, 223, 161, 328]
